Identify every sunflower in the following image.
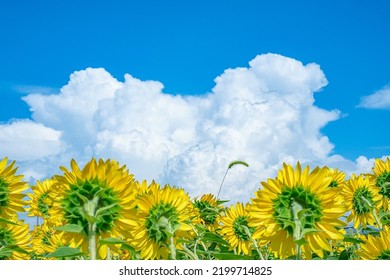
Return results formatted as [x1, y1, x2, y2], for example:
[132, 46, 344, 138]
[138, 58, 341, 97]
[48, 158, 138, 259]
[129, 183, 194, 260]
[220, 203, 254, 255]
[0, 219, 31, 260]
[368, 158, 390, 211]
[249, 162, 346, 259]
[325, 167, 346, 190]
[134, 179, 159, 198]
[27, 178, 56, 222]
[30, 223, 71, 258]
[359, 228, 390, 259]
[343, 174, 382, 229]
[0, 157, 28, 219]
[193, 193, 223, 232]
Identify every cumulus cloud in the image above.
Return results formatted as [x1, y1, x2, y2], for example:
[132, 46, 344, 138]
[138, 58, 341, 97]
[1, 53, 377, 203]
[22, 68, 122, 150]
[0, 120, 63, 161]
[358, 85, 390, 109]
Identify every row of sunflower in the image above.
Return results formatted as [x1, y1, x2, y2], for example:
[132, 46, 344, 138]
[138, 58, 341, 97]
[1, 156, 390, 260]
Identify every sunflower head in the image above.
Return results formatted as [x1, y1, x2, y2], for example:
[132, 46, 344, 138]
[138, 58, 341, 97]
[368, 158, 390, 210]
[30, 223, 70, 258]
[220, 203, 254, 255]
[193, 193, 223, 231]
[0, 157, 29, 219]
[249, 162, 346, 259]
[49, 158, 137, 243]
[343, 174, 382, 229]
[359, 228, 390, 260]
[272, 183, 323, 237]
[27, 178, 57, 221]
[325, 167, 346, 190]
[0, 219, 31, 260]
[129, 183, 195, 259]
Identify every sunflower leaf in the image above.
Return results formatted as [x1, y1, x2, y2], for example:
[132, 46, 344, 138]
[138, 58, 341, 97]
[99, 237, 126, 245]
[6, 245, 30, 255]
[119, 243, 140, 260]
[46, 247, 84, 258]
[120, 243, 135, 251]
[343, 237, 366, 244]
[339, 248, 354, 260]
[212, 252, 254, 260]
[216, 200, 229, 205]
[301, 228, 321, 236]
[201, 232, 230, 247]
[54, 224, 84, 233]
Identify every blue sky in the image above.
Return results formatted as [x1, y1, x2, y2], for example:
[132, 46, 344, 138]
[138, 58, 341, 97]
[0, 0, 389, 201]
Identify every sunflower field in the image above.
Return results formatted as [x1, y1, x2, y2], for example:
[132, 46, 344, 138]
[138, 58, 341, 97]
[1, 156, 390, 260]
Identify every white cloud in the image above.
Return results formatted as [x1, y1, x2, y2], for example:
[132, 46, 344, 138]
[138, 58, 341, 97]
[1, 53, 380, 203]
[0, 120, 63, 161]
[358, 85, 390, 109]
[22, 68, 122, 150]
[92, 73, 200, 180]
[160, 54, 339, 201]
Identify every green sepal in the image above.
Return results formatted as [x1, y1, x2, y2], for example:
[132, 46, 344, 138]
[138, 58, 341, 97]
[0, 247, 13, 258]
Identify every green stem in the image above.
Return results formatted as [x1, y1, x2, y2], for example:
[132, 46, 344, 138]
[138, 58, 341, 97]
[329, 240, 334, 256]
[164, 221, 176, 260]
[192, 225, 211, 259]
[361, 196, 383, 230]
[88, 222, 97, 260]
[106, 246, 111, 260]
[251, 238, 265, 260]
[217, 161, 249, 199]
[84, 197, 99, 260]
[372, 208, 383, 230]
[169, 235, 176, 260]
[291, 200, 303, 260]
[264, 243, 270, 260]
[243, 226, 264, 260]
[181, 244, 199, 260]
[217, 168, 230, 199]
[296, 243, 302, 260]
